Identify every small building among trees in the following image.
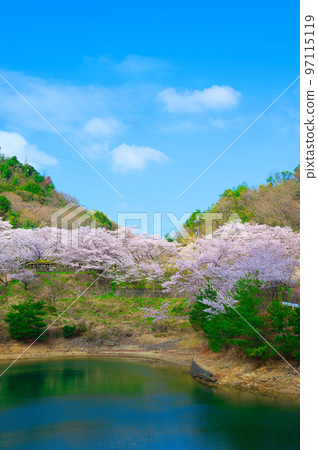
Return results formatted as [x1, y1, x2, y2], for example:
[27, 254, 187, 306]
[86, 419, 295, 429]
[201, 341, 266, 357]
[25, 260, 57, 272]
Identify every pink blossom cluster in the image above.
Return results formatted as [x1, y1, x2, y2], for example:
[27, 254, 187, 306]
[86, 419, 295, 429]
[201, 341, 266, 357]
[141, 301, 170, 322]
[162, 222, 299, 303]
[0, 218, 299, 308]
[0, 218, 178, 289]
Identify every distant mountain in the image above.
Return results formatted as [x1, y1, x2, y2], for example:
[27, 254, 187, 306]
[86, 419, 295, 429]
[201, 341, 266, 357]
[0, 153, 117, 230]
[184, 166, 300, 236]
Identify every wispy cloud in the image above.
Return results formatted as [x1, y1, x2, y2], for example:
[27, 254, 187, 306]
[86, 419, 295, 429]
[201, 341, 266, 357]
[0, 70, 118, 134]
[208, 116, 247, 131]
[0, 130, 58, 169]
[110, 143, 168, 172]
[0, 68, 245, 177]
[79, 117, 126, 158]
[83, 117, 125, 138]
[158, 85, 241, 113]
[85, 54, 169, 76]
[0, 70, 173, 171]
[0, 70, 129, 162]
[117, 54, 167, 75]
[161, 116, 246, 134]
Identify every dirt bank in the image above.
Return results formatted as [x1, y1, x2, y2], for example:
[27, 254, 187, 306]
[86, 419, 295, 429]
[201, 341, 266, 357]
[0, 339, 300, 398]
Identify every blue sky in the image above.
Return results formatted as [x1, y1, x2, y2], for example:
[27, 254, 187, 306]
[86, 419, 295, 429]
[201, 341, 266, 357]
[0, 0, 299, 234]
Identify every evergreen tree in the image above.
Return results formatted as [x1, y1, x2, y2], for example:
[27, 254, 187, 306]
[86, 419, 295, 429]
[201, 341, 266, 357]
[5, 299, 47, 340]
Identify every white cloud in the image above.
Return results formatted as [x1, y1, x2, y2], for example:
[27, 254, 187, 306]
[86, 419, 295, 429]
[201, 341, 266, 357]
[83, 117, 124, 138]
[80, 117, 125, 159]
[0, 70, 156, 162]
[110, 144, 168, 172]
[158, 85, 241, 113]
[118, 55, 167, 74]
[0, 130, 58, 169]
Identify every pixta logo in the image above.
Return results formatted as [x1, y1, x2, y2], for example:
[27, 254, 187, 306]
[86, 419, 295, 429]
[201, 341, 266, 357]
[51, 203, 97, 248]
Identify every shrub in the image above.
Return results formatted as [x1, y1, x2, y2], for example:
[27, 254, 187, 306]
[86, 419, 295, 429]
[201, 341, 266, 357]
[22, 182, 45, 196]
[4, 299, 47, 340]
[0, 182, 15, 193]
[23, 164, 36, 177]
[0, 195, 10, 214]
[45, 183, 55, 196]
[11, 176, 20, 186]
[61, 325, 77, 338]
[20, 218, 38, 229]
[33, 173, 45, 184]
[7, 156, 20, 167]
[0, 164, 12, 180]
[16, 190, 36, 202]
[8, 211, 20, 228]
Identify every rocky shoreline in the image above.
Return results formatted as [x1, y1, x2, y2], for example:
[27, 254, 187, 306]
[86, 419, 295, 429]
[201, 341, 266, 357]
[0, 339, 300, 398]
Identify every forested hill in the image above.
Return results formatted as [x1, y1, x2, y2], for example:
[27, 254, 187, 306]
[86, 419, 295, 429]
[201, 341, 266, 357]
[184, 166, 300, 236]
[0, 153, 116, 230]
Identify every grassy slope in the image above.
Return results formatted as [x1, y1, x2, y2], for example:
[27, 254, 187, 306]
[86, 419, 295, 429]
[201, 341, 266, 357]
[0, 272, 194, 345]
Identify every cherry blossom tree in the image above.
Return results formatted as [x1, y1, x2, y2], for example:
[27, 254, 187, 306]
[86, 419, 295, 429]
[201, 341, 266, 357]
[0, 219, 22, 291]
[163, 222, 299, 303]
[8, 268, 37, 290]
[62, 226, 178, 287]
[141, 301, 170, 322]
[0, 219, 41, 291]
[0, 216, 299, 308]
[0, 218, 12, 238]
[114, 228, 178, 287]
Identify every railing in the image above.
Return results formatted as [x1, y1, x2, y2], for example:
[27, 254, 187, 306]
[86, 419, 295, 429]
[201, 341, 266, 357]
[282, 301, 300, 308]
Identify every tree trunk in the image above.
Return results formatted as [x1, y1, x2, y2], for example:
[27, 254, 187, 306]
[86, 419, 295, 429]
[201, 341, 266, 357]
[50, 283, 56, 308]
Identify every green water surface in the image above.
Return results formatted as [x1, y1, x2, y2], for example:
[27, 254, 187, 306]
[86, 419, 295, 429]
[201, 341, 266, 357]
[0, 358, 299, 449]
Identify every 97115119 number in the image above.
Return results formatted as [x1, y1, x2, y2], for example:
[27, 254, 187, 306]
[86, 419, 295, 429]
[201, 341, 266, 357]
[304, 15, 314, 75]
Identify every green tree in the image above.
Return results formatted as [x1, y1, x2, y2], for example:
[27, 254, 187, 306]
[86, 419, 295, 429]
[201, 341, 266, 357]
[0, 164, 12, 180]
[266, 300, 300, 359]
[22, 181, 45, 196]
[33, 173, 45, 184]
[190, 277, 267, 355]
[0, 195, 10, 214]
[5, 299, 47, 340]
[23, 164, 36, 177]
[189, 276, 300, 360]
[7, 156, 20, 167]
[221, 182, 249, 199]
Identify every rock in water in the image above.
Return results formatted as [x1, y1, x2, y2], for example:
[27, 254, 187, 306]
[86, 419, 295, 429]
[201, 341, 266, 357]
[190, 361, 217, 383]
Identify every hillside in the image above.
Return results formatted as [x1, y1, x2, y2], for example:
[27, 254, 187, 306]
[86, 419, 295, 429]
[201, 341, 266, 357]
[0, 271, 300, 396]
[184, 166, 300, 236]
[0, 153, 117, 229]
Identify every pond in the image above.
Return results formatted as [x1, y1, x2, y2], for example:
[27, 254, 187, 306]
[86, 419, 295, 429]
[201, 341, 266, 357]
[0, 359, 299, 449]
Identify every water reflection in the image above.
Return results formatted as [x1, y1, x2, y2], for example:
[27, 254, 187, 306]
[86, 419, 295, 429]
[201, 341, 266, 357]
[0, 359, 299, 449]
